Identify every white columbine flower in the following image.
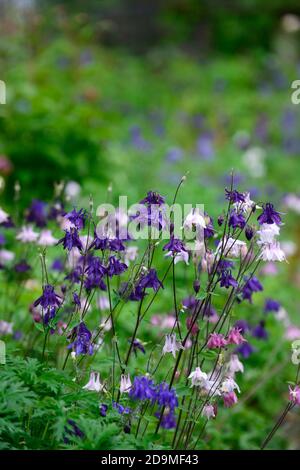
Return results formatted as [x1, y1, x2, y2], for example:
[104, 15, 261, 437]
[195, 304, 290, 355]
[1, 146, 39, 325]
[120, 374, 132, 394]
[0, 249, 15, 264]
[257, 223, 280, 245]
[227, 354, 244, 375]
[0, 207, 9, 224]
[162, 333, 184, 358]
[183, 208, 206, 231]
[234, 192, 258, 214]
[188, 367, 208, 387]
[82, 372, 104, 392]
[220, 377, 240, 394]
[38, 230, 58, 246]
[16, 226, 39, 243]
[259, 241, 286, 262]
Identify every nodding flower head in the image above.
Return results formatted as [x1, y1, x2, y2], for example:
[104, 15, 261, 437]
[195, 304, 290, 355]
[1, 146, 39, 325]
[162, 333, 184, 358]
[163, 237, 186, 254]
[139, 268, 163, 292]
[82, 372, 103, 392]
[257, 203, 282, 225]
[207, 333, 227, 349]
[58, 228, 83, 251]
[227, 327, 246, 345]
[34, 284, 61, 310]
[120, 374, 132, 394]
[225, 189, 246, 204]
[26, 199, 48, 227]
[129, 376, 156, 401]
[219, 270, 238, 289]
[107, 256, 127, 277]
[289, 385, 300, 405]
[66, 208, 87, 230]
[222, 391, 238, 408]
[140, 191, 165, 206]
[229, 210, 246, 230]
[67, 322, 93, 356]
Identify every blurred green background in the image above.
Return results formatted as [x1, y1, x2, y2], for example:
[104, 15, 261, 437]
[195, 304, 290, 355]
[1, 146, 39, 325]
[1, 0, 300, 449]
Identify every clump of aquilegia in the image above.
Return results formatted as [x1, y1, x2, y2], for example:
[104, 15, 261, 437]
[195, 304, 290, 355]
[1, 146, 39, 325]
[0, 177, 292, 450]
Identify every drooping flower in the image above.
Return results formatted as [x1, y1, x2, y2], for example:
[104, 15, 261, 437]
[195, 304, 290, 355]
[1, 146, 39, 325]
[67, 322, 93, 356]
[113, 402, 131, 415]
[257, 203, 282, 225]
[73, 292, 81, 308]
[245, 225, 254, 240]
[107, 256, 127, 277]
[202, 404, 216, 420]
[234, 192, 256, 214]
[58, 228, 83, 251]
[14, 259, 31, 273]
[225, 188, 246, 203]
[82, 372, 103, 392]
[219, 270, 238, 289]
[163, 237, 186, 254]
[159, 411, 177, 429]
[229, 210, 246, 230]
[34, 284, 62, 310]
[155, 382, 178, 410]
[242, 276, 263, 303]
[220, 377, 240, 394]
[264, 298, 281, 313]
[162, 333, 184, 358]
[38, 230, 58, 246]
[65, 208, 86, 230]
[223, 391, 238, 407]
[183, 208, 206, 231]
[26, 200, 48, 227]
[188, 367, 208, 387]
[227, 327, 246, 345]
[139, 268, 163, 291]
[130, 338, 146, 356]
[99, 403, 108, 417]
[257, 223, 280, 244]
[16, 226, 39, 243]
[235, 341, 255, 359]
[259, 241, 286, 262]
[129, 376, 156, 401]
[140, 191, 165, 206]
[120, 374, 132, 394]
[204, 215, 214, 239]
[207, 333, 227, 349]
[288, 385, 300, 405]
[227, 354, 244, 375]
[252, 321, 268, 340]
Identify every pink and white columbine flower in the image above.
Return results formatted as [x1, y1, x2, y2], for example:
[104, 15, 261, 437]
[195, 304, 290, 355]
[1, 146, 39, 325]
[201, 404, 217, 420]
[16, 225, 39, 243]
[220, 377, 241, 394]
[234, 192, 257, 214]
[257, 223, 280, 245]
[227, 327, 246, 345]
[288, 385, 300, 405]
[188, 367, 208, 387]
[120, 374, 132, 394]
[165, 249, 189, 265]
[217, 237, 247, 259]
[207, 333, 227, 349]
[183, 208, 206, 232]
[223, 391, 238, 408]
[259, 241, 286, 262]
[227, 354, 244, 375]
[162, 333, 184, 358]
[38, 230, 58, 246]
[0, 207, 9, 224]
[82, 372, 104, 392]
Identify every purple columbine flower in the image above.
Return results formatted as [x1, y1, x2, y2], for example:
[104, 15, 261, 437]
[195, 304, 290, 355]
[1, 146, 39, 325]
[158, 411, 177, 429]
[99, 403, 108, 417]
[219, 270, 238, 289]
[163, 237, 186, 254]
[67, 322, 93, 356]
[204, 215, 214, 239]
[88, 231, 108, 251]
[66, 208, 86, 230]
[65, 265, 83, 284]
[34, 284, 62, 310]
[225, 189, 245, 203]
[73, 292, 81, 308]
[216, 259, 234, 273]
[154, 382, 178, 411]
[229, 210, 246, 230]
[26, 199, 48, 227]
[235, 342, 255, 358]
[58, 228, 83, 251]
[245, 225, 254, 240]
[257, 203, 282, 225]
[139, 268, 163, 292]
[218, 215, 224, 226]
[234, 319, 250, 334]
[112, 402, 131, 415]
[129, 376, 156, 401]
[51, 258, 64, 272]
[108, 238, 126, 252]
[130, 339, 146, 356]
[14, 260, 31, 273]
[264, 298, 280, 313]
[140, 191, 165, 206]
[252, 321, 268, 340]
[242, 276, 263, 303]
[107, 256, 127, 277]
